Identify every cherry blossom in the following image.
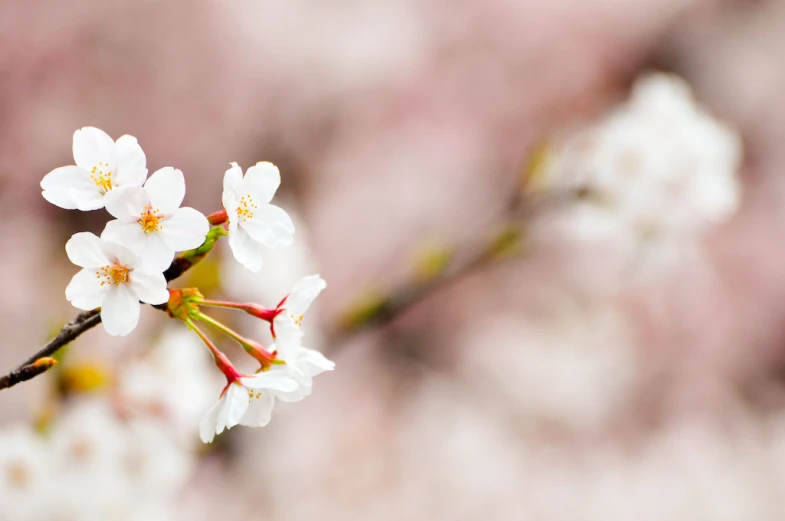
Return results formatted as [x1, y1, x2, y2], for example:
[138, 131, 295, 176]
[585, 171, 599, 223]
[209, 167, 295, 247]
[65, 232, 169, 336]
[272, 319, 334, 397]
[272, 274, 327, 336]
[199, 371, 299, 443]
[41, 127, 147, 211]
[102, 167, 209, 271]
[222, 162, 295, 271]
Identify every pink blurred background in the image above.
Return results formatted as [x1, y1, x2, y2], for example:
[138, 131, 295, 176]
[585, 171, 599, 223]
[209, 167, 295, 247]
[4, 0, 785, 518]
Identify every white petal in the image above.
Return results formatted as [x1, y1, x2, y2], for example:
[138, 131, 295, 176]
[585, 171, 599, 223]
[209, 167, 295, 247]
[72, 127, 117, 172]
[114, 134, 147, 187]
[199, 400, 222, 443]
[299, 348, 336, 377]
[101, 285, 140, 336]
[241, 371, 298, 392]
[159, 207, 209, 251]
[74, 190, 106, 211]
[40, 166, 96, 210]
[101, 240, 140, 269]
[273, 381, 312, 402]
[239, 393, 275, 427]
[286, 275, 327, 316]
[128, 269, 169, 305]
[240, 204, 295, 248]
[144, 167, 184, 214]
[219, 383, 249, 431]
[104, 186, 149, 221]
[65, 232, 109, 268]
[138, 233, 175, 272]
[65, 268, 109, 310]
[242, 161, 281, 204]
[228, 227, 264, 272]
[222, 191, 239, 235]
[101, 219, 147, 253]
[223, 163, 244, 198]
[273, 318, 304, 356]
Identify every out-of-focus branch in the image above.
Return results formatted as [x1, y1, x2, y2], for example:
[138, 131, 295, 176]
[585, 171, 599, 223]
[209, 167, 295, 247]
[328, 145, 570, 349]
[0, 224, 226, 392]
[331, 222, 525, 345]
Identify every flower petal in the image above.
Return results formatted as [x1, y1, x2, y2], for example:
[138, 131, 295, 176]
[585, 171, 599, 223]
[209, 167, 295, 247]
[240, 204, 295, 248]
[40, 166, 96, 210]
[159, 207, 209, 251]
[144, 167, 184, 214]
[72, 127, 117, 172]
[138, 233, 174, 272]
[128, 269, 168, 305]
[101, 219, 147, 253]
[218, 383, 249, 432]
[114, 134, 147, 188]
[199, 400, 221, 443]
[101, 240, 140, 269]
[65, 232, 110, 268]
[228, 227, 264, 272]
[239, 393, 275, 427]
[101, 284, 140, 336]
[299, 348, 336, 377]
[223, 163, 244, 199]
[242, 161, 280, 204]
[65, 268, 109, 310]
[104, 186, 149, 222]
[286, 275, 327, 316]
[241, 371, 298, 392]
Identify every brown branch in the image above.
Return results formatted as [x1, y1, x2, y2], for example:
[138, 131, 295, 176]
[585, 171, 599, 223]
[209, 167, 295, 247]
[0, 226, 223, 392]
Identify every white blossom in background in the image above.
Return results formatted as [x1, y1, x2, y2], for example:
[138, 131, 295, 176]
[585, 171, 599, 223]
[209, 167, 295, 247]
[539, 73, 742, 238]
[41, 127, 148, 211]
[0, 399, 194, 521]
[200, 371, 299, 443]
[119, 327, 222, 443]
[102, 167, 209, 271]
[222, 162, 295, 272]
[65, 232, 169, 336]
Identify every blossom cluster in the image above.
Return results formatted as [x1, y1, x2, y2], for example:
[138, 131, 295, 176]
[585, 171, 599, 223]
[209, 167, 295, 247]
[41, 127, 334, 443]
[537, 73, 742, 239]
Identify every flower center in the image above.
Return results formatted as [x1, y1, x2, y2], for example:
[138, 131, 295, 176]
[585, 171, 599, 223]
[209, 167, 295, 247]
[7, 462, 29, 488]
[247, 389, 264, 399]
[138, 205, 164, 233]
[290, 313, 304, 327]
[236, 194, 259, 223]
[90, 162, 113, 194]
[95, 263, 130, 286]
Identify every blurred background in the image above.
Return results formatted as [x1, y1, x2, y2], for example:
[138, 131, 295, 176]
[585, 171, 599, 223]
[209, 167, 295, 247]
[3, 0, 785, 519]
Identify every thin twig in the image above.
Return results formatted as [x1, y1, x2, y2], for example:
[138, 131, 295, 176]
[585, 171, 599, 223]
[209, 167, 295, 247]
[0, 245, 208, 392]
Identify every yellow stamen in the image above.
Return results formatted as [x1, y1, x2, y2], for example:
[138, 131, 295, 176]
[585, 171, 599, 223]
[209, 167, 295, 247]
[95, 263, 130, 286]
[236, 194, 259, 223]
[138, 205, 163, 233]
[90, 161, 113, 194]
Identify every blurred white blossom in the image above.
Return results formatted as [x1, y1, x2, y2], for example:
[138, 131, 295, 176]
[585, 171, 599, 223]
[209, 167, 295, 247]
[540, 73, 742, 239]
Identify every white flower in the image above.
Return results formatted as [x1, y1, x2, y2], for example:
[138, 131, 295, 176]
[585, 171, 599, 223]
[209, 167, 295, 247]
[64, 232, 169, 336]
[222, 162, 295, 272]
[199, 371, 299, 443]
[268, 275, 334, 398]
[41, 127, 147, 211]
[539, 73, 742, 237]
[272, 274, 327, 335]
[273, 320, 334, 398]
[102, 167, 209, 271]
